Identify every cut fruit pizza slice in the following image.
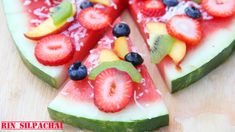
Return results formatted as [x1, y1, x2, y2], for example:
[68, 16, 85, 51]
[3, 0, 126, 88]
[48, 19, 169, 131]
[129, 0, 235, 92]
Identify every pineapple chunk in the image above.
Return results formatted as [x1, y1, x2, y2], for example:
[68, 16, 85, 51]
[146, 22, 168, 35]
[169, 40, 187, 64]
[114, 37, 130, 59]
[89, 0, 110, 6]
[99, 49, 120, 64]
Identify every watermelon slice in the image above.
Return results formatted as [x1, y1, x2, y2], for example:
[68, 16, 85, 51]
[48, 19, 169, 131]
[2, 0, 126, 88]
[129, 0, 235, 92]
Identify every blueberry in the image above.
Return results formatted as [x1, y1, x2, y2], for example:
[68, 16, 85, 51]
[185, 6, 201, 19]
[80, 1, 94, 9]
[163, 0, 179, 7]
[68, 62, 87, 81]
[125, 52, 144, 66]
[112, 23, 131, 38]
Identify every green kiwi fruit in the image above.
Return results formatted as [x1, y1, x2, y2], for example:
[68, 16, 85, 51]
[149, 34, 175, 64]
[89, 60, 142, 83]
[51, 0, 73, 25]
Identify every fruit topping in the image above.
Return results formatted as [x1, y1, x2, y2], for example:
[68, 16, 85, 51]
[141, 0, 166, 17]
[99, 49, 120, 64]
[25, 1, 76, 40]
[202, 0, 235, 17]
[51, 0, 73, 25]
[35, 34, 75, 66]
[146, 22, 186, 65]
[146, 22, 168, 35]
[113, 37, 130, 59]
[163, 0, 179, 7]
[68, 62, 88, 81]
[150, 35, 174, 64]
[124, 52, 144, 66]
[78, 8, 111, 30]
[185, 6, 201, 19]
[112, 23, 131, 38]
[192, 0, 202, 4]
[90, 0, 111, 6]
[80, 1, 94, 9]
[166, 15, 202, 45]
[169, 39, 186, 64]
[89, 60, 142, 83]
[94, 68, 133, 113]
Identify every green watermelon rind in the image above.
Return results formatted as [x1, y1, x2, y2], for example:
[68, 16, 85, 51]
[16, 43, 60, 87]
[171, 40, 235, 93]
[128, 4, 235, 93]
[48, 107, 169, 132]
[2, 0, 66, 88]
[4, 20, 64, 88]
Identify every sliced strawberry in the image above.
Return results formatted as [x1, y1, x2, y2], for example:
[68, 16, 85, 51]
[35, 34, 75, 66]
[141, 0, 166, 17]
[94, 68, 134, 113]
[166, 15, 202, 45]
[78, 7, 111, 30]
[202, 0, 235, 17]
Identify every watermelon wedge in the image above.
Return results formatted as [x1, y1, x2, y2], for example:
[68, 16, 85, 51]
[2, 0, 126, 88]
[129, 0, 235, 92]
[48, 19, 169, 131]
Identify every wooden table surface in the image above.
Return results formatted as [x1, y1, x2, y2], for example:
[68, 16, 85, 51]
[1, 1, 235, 132]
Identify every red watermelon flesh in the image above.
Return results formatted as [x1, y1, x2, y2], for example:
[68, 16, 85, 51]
[21, 0, 125, 65]
[60, 19, 162, 105]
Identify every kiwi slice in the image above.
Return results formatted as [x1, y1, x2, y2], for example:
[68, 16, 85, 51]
[89, 60, 142, 83]
[150, 34, 175, 64]
[51, 0, 73, 25]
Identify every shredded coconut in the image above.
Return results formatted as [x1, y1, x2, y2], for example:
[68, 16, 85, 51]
[87, 53, 100, 73]
[68, 23, 80, 31]
[144, 89, 149, 93]
[61, 31, 70, 36]
[89, 93, 94, 98]
[89, 49, 96, 54]
[88, 80, 94, 89]
[30, 19, 43, 26]
[74, 0, 86, 13]
[110, 0, 117, 10]
[61, 90, 69, 96]
[98, 36, 114, 49]
[69, 24, 87, 51]
[134, 91, 145, 110]
[145, 103, 150, 107]
[67, 17, 74, 22]
[138, 92, 144, 98]
[23, 0, 31, 6]
[160, 1, 213, 22]
[53, 0, 63, 5]
[94, 4, 106, 9]
[129, 0, 134, 5]
[44, 0, 51, 6]
[141, 78, 146, 86]
[33, 6, 50, 18]
[156, 89, 162, 95]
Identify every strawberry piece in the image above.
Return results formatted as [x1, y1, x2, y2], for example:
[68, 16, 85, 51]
[35, 34, 75, 66]
[94, 68, 134, 113]
[141, 0, 166, 17]
[166, 15, 202, 45]
[78, 7, 111, 30]
[202, 0, 235, 17]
